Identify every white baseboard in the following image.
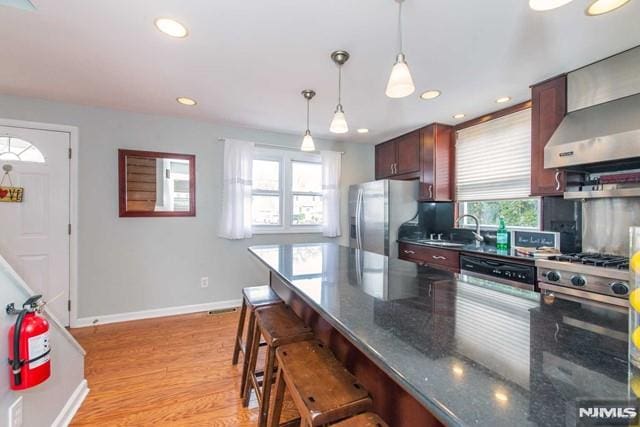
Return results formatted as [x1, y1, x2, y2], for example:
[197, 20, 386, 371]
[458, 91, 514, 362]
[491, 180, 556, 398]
[52, 379, 89, 427]
[73, 299, 242, 328]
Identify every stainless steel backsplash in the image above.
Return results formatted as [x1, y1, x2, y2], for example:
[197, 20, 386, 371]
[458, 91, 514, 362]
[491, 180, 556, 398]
[582, 198, 640, 255]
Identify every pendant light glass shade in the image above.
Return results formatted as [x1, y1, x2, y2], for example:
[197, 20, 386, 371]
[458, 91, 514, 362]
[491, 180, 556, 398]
[386, 53, 415, 98]
[301, 130, 315, 151]
[330, 50, 350, 134]
[330, 105, 349, 134]
[300, 89, 316, 152]
[386, 1, 415, 99]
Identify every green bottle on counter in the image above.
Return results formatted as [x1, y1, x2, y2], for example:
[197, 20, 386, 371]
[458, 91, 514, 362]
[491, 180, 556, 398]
[496, 216, 509, 251]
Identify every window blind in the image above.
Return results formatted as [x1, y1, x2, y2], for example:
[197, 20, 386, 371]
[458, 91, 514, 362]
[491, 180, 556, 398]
[456, 109, 531, 201]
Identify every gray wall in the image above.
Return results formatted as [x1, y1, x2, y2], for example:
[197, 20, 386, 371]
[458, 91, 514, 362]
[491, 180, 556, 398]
[0, 258, 85, 427]
[0, 94, 374, 319]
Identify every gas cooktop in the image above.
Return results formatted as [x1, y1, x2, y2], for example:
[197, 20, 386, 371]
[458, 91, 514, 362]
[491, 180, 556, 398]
[547, 253, 629, 270]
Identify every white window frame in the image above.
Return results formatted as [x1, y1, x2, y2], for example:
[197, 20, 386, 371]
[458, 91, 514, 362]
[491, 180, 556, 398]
[457, 198, 543, 232]
[252, 148, 322, 234]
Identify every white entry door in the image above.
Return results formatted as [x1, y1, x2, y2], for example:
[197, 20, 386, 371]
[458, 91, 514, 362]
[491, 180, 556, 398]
[0, 125, 70, 325]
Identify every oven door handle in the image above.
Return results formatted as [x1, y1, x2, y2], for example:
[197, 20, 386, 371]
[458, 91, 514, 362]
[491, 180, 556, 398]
[539, 282, 628, 312]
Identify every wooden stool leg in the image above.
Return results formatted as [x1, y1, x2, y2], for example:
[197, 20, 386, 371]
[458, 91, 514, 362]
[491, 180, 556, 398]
[259, 346, 277, 427]
[232, 299, 247, 365]
[240, 310, 256, 398]
[243, 323, 262, 407]
[267, 367, 286, 427]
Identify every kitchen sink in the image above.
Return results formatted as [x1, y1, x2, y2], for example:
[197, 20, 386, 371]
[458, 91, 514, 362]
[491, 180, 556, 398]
[414, 240, 466, 248]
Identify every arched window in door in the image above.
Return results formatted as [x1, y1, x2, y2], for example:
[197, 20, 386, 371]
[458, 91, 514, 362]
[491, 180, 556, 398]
[0, 137, 45, 163]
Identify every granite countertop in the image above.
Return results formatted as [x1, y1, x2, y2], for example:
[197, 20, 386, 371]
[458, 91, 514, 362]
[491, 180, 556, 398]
[398, 238, 539, 263]
[249, 243, 628, 427]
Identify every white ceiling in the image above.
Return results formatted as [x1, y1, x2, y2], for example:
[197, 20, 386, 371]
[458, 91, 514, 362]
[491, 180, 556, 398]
[1, 0, 639, 143]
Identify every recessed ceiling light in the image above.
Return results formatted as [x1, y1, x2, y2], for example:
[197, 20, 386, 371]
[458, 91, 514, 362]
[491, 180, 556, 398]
[453, 113, 465, 119]
[496, 96, 512, 103]
[420, 90, 441, 100]
[357, 128, 369, 134]
[155, 18, 189, 38]
[176, 97, 197, 106]
[529, 0, 575, 11]
[494, 392, 509, 402]
[586, 0, 631, 15]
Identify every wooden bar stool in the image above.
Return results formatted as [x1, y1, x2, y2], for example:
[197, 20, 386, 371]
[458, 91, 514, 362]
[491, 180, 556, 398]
[244, 304, 314, 426]
[232, 285, 282, 398]
[268, 340, 373, 427]
[330, 412, 388, 426]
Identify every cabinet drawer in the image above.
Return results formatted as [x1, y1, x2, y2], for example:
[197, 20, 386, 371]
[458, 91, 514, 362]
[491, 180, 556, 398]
[398, 242, 460, 272]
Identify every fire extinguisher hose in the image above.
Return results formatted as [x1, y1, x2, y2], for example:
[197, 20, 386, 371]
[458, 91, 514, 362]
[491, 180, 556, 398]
[10, 309, 27, 386]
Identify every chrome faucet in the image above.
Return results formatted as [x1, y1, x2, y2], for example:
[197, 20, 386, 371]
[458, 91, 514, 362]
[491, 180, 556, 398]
[455, 214, 484, 246]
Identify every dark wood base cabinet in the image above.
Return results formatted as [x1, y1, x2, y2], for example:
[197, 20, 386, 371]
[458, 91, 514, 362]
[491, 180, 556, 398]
[398, 242, 460, 272]
[270, 272, 444, 427]
[530, 75, 567, 196]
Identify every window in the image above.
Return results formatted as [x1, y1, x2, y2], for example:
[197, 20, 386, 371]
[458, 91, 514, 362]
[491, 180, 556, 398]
[251, 149, 322, 233]
[291, 161, 322, 226]
[252, 159, 281, 225]
[456, 109, 540, 229]
[0, 137, 45, 163]
[460, 199, 541, 229]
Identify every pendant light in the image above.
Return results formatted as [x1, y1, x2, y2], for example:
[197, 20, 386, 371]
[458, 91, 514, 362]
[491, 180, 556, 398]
[301, 89, 316, 152]
[329, 50, 350, 134]
[386, 0, 415, 98]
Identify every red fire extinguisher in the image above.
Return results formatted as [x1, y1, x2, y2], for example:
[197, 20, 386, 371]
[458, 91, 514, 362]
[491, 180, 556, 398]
[6, 295, 51, 390]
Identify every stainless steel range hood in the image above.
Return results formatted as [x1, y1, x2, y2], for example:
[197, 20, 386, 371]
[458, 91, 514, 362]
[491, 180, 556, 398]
[544, 46, 640, 170]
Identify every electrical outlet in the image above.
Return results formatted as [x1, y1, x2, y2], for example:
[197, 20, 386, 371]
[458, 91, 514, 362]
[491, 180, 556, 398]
[200, 277, 209, 288]
[8, 396, 23, 427]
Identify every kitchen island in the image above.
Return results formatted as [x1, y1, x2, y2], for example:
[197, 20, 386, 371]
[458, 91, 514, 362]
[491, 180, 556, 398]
[249, 243, 628, 427]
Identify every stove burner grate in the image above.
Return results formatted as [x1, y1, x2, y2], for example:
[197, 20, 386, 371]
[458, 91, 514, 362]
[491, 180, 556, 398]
[550, 252, 630, 269]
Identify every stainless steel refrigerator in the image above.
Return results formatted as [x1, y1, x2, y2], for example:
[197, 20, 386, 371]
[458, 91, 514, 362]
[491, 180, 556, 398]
[348, 179, 419, 300]
[348, 179, 418, 257]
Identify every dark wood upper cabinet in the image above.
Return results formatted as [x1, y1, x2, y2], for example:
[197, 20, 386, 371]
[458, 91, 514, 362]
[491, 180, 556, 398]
[420, 124, 454, 201]
[531, 75, 567, 196]
[395, 131, 421, 175]
[374, 124, 454, 201]
[375, 140, 397, 179]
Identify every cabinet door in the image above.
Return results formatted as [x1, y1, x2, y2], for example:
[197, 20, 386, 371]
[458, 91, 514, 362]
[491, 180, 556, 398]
[531, 75, 566, 196]
[375, 141, 396, 179]
[420, 126, 435, 200]
[396, 130, 421, 175]
[433, 124, 454, 201]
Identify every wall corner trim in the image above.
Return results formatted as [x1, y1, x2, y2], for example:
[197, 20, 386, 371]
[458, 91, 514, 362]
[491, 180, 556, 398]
[51, 379, 89, 427]
[73, 299, 242, 328]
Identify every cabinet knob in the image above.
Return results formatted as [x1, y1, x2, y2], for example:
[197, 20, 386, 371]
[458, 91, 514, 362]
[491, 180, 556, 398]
[403, 250, 416, 254]
[429, 185, 433, 199]
[554, 170, 561, 191]
[432, 255, 446, 260]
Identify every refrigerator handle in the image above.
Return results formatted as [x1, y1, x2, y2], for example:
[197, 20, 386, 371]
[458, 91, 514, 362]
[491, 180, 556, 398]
[355, 189, 363, 249]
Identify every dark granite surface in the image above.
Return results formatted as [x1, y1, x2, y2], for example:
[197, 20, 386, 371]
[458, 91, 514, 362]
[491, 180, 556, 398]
[398, 238, 540, 263]
[249, 243, 629, 427]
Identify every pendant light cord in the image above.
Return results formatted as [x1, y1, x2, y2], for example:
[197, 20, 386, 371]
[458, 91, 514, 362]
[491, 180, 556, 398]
[338, 65, 342, 106]
[306, 98, 310, 132]
[398, 1, 404, 55]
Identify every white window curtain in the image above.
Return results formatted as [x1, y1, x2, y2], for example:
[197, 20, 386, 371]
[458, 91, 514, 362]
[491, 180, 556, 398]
[321, 151, 341, 237]
[456, 109, 532, 201]
[219, 139, 255, 239]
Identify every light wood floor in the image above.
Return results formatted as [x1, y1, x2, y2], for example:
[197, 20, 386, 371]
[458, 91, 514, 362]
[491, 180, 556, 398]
[70, 309, 297, 426]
